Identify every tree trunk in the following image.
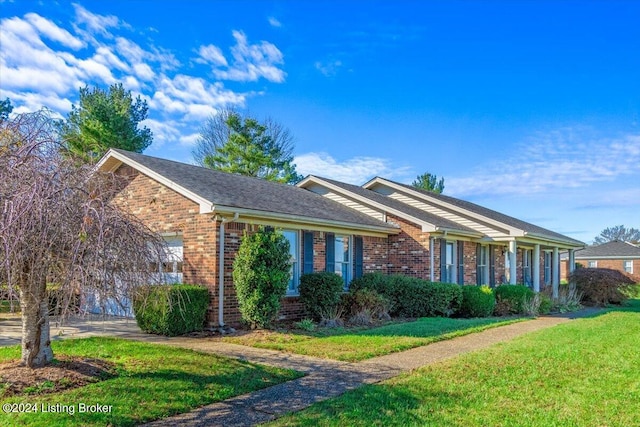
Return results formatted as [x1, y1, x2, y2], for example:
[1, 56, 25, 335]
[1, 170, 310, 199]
[20, 284, 53, 368]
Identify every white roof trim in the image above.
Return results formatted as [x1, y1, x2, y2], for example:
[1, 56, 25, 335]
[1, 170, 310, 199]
[298, 176, 442, 233]
[98, 149, 214, 213]
[364, 177, 526, 237]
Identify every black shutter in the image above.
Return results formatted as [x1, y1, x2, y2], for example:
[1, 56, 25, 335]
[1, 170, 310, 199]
[476, 243, 482, 285]
[325, 233, 335, 273]
[354, 236, 364, 279]
[489, 245, 496, 287]
[457, 241, 464, 285]
[440, 238, 447, 282]
[303, 231, 314, 274]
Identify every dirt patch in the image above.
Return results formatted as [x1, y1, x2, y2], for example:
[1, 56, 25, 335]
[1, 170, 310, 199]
[0, 356, 117, 398]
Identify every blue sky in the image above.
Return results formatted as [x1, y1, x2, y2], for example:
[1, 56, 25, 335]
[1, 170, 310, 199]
[1, 0, 638, 244]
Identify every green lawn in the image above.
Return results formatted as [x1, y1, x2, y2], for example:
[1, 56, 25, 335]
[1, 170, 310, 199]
[268, 300, 640, 427]
[0, 337, 301, 427]
[225, 317, 523, 362]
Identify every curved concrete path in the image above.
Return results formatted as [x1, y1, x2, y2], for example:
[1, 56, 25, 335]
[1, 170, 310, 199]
[137, 309, 602, 427]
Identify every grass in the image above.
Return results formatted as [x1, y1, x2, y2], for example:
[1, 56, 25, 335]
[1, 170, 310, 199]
[225, 316, 524, 362]
[0, 337, 301, 427]
[268, 300, 640, 427]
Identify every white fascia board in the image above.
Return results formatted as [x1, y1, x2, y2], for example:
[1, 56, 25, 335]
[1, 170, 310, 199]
[299, 176, 439, 233]
[97, 150, 214, 213]
[211, 205, 399, 236]
[364, 177, 526, 237]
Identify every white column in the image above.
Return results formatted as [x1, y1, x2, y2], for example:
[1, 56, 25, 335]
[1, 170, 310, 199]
[429, 237, 435, 282]
[533, 244, 541, 292]
[508, 240, 517, 285]
[552, 247, 560, 299]
[568, 249, 576, 274]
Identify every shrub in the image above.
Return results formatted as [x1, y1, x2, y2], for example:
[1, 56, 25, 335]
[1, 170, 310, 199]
[570, 268, 636, 306]
[458, 285, 495, 318]
[233, 227, 291, 329]
[298, 272, 345, 321]
[538, 293, 553, 314]
[293, 318, 316, 332]
[133, 284, 209, 336]
[349, 273, 462, 318]
[494, 285, 534, 315]
[344, 288, 391, 325]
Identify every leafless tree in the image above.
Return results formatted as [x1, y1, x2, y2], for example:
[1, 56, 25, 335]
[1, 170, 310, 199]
[0, 110, 165, 368]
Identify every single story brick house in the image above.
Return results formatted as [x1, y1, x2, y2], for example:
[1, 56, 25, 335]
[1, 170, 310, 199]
[97, 149, 584, 326]
[562, 240, 640, 282]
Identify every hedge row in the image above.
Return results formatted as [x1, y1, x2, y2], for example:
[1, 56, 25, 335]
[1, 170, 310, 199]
[349, 273, 462, 317]
[133, 284, 209, 336]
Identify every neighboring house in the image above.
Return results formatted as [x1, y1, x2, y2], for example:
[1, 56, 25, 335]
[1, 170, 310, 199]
[563, 240, 640, 282]
[95, 149, 584, 326]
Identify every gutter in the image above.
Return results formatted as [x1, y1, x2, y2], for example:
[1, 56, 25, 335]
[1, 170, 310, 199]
[218, 212, 239, 327]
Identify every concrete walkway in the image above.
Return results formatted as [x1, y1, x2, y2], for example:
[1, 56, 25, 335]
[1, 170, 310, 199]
[1, 309, 602, 426]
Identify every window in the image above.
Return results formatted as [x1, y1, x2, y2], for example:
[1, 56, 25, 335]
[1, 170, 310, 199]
[477, 245, 488, 285]
[544, 252, 552, 285]
[283, 230, 299, 294]
[444, 241, 455, 283]
[624, 260, 633, 274]
[151, 235, 184, 284]
[334, 235, 352, 289]
[523, 249, 532, 286]
[588, 261, 597, 268]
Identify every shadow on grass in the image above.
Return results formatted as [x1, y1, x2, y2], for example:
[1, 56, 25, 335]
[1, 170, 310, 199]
[548, 298, 640, 320]
[275, 382, 465, 427]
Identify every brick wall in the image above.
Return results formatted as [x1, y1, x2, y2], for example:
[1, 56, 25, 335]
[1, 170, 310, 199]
[575, 259, 640, 283]
[386, 214, 432, 278]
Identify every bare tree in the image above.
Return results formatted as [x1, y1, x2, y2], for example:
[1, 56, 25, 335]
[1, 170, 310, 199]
[0, 110, 165, 368]
[594, 225, 640, 245]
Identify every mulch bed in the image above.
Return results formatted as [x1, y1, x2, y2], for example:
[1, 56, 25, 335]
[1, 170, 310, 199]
[0, 356, 117, 398]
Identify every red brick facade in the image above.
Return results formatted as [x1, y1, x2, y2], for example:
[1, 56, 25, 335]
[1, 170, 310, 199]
[112, 166, 566, 326]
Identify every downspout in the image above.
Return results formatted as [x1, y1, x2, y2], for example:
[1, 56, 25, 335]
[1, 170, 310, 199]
[218, 212, 239, 327]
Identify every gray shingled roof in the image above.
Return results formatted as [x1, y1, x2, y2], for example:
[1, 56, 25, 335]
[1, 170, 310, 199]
[111, 149, 398, 231]
[575, 240, 640, 258]
[374, 178, 584, 245]
[309, 176, 479, 235]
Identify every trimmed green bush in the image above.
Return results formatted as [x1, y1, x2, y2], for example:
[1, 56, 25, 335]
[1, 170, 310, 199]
[570, 268, 636, 306]
[458, 285, 495, 318]
[538, 293, 553, 314]
[344, 288, 390, 325]
[298, 272, 345, 321]
[494, 284, 534, 315]
[233, 227, 291, 329]
[349, 273, 462, 318]
[133, 284, 209, 336]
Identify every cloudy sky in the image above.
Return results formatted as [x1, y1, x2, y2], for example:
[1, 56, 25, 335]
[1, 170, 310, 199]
[1, 0, 639, 244]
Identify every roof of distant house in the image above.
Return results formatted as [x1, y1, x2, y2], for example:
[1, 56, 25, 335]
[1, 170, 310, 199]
[575, 240, 640, 259]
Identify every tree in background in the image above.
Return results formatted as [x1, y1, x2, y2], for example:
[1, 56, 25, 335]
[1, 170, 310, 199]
[0, 110, 164, 368]
[0, 98, 13, 121]
[192, 109, 302, 184]
[59, 83, 152, 163]
[593, 225, 640, 245]
[412, 172, 445, 194]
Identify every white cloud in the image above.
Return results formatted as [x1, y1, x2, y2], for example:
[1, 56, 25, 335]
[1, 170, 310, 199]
[212, 30, 285, 83]
[72, 3, 122, 39]
[294, 152, 413, 184]
[195, 44, 227, 66]
[179, 133, 201, 147]
[447, 129, 640, 197]
[24, 13, 84, 49]
[315, 59, 343, 77]
[268, 17, 282, 28]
